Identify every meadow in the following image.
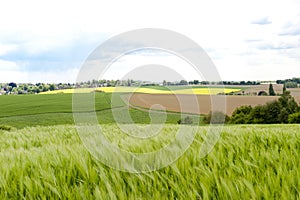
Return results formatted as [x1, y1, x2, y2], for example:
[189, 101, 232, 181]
[0, 124, 299, 199]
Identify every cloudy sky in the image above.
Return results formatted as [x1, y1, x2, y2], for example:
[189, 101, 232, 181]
[0, 0, 300, 83]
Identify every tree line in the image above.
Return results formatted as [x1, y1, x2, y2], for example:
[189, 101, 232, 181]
[204, 90, 300, 124]
[276, 77, 300, 88]
[230, 91, 300, 124]
[0, 83, 73, 95]
[165, 80, 261, 86]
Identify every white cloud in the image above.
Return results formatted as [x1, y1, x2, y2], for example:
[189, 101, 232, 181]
[251, 17, 272, 25]
[279, 20, 300, 36]
[0, 44, 18, 56]
[0, 60, 24, 82]
[0, 59, 79, 83]
[24, 68, 80, 83]
[0, 0, 300, 82]
[0, 60, 18, 70]
[102, 52, 202, 82]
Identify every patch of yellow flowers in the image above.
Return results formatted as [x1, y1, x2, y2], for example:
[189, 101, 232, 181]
[40, 87, 241, 95]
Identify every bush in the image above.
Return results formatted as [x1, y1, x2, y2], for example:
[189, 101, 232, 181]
[0, 125, 13, 131]
[285, 81, 298, 88]
[288, 112, 300, 123]
[203, 111, 230, 124]
[264, 100, 282, 123]
[278, 108, 289, 123]
[230, 91, 299, 124]
[230, 106, 252, 124]
[177, 116, 193, 124]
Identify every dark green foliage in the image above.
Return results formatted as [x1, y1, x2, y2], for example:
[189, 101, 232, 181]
[283, 84, 286, 93]
[0, 125, 12, 131]
[288, 112, 300, 123]
[177, 116, 193, 124]
[278, 91, 299, 114]
[49, 84, 56, 91]
[8, 82, 17, 88]
[230, 92, 299, 124]
[269, 84, 276, 96]
[179, 80, 188, 85]
[278, 108, 289, 123]
[285, 81, 298, 88]
[276, 77, 300, 84]
[249, 105, 266, 124]
[184, 116, 193, 124]
[264, 100, 282, 123]
[203, 111, 229, 124]
[230, 106, 252, 124]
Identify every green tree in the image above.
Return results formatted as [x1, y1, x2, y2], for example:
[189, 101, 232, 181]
[12, 87, 18, 94]
[278, 91, 299, 114]
[21, 84, 28, 92]
[179, 80, 188, 85]
[283, 84, 286, 93]
[8, 82, 17, 88]
[230, 106, 252, 124]
[7, 86, 12, 92]
[38, 85, 44, 92]
[278, 108, 289, 123]
[17, 88, 24, 95]
[264, 100, 282, 123]
[177, 116, 194, 124]
[249, 105, 266, 124]
[49, 84, 56, 91]
[285, 81, 298, 88]
[230, 90, 299, 124]
[193, 80, 199, 85]
[162, 80, 167, 86]
[269, 83, 276, 96]
[43, 84, 50, 92]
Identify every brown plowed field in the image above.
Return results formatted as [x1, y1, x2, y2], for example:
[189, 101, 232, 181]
[128, 93, 300, 116]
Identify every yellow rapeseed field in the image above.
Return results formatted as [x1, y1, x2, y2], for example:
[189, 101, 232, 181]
[40, 89, 75, 94]
[174, 88, 241, 95]
[40, 87, 241, 95]
[96, 87, 170, 94]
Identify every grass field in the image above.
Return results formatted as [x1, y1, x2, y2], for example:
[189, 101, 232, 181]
[0, 93, 200, 129]
[0, 124, 299, 199]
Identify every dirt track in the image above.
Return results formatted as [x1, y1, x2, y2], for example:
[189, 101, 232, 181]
[128, 93, 300, 116]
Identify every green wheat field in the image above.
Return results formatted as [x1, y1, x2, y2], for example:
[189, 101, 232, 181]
[0, 94, 299, 199]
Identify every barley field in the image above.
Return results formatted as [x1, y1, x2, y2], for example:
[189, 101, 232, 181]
[0, 124, 299, 199]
